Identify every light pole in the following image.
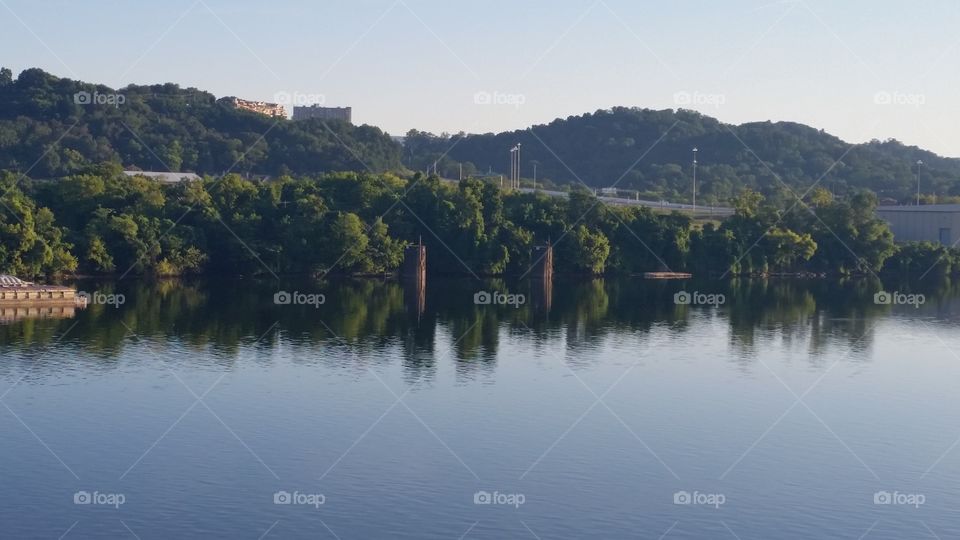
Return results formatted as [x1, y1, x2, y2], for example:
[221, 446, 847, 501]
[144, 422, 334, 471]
[516, 143, 522, 189]
[916, 159, 923, 206]
[509, 146, 517, 189]
[692, 147, 698, 211]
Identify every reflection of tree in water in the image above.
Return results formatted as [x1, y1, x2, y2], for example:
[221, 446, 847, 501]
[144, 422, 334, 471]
[9, 276, 960, 382]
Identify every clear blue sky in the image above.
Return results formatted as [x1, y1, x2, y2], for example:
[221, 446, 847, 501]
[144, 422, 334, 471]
[3, 0, 959, 155]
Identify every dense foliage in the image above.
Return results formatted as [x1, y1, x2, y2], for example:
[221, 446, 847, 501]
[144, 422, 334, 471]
[0, 68, 401, 177]
[0, 68, 954, 281]
[3, 165, 939, 280]
[405, 107, 960, 205]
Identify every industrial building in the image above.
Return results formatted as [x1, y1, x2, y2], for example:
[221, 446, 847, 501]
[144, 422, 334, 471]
[292, 105, 352, 123]
[876, 204, 960, 245]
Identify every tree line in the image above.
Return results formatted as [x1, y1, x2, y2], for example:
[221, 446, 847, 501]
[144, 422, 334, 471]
[2, 164, 957, 280]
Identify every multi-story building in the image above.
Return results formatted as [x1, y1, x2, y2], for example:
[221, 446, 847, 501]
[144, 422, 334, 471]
[222, 96, 287, 118]
[292, 105, 352, 123]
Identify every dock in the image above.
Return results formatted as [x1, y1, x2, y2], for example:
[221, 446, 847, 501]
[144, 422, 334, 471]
[0, 275, 82, 304]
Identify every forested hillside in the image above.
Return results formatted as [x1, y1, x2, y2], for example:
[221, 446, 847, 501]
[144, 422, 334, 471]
[405, 107, 960, 205]
[0, 68, 402, 177]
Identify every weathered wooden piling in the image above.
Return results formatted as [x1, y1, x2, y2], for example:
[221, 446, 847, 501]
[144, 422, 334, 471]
[530, 242, 553, 281]
[401, 240, 427, 320]
[401, 241, 427, 282]
[530, 242, 553, 313]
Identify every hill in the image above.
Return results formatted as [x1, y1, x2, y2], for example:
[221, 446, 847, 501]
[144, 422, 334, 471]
[1, 68, 958, 207]
[0, 67, 402, 178]
[404, 107, 960, 205]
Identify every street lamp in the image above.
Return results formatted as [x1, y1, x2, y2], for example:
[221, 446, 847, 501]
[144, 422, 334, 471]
[509, 146, 517, 189]
[692, 147, 699, 211]
[916, 159, 924, 206]
[516, 143, 522, 189]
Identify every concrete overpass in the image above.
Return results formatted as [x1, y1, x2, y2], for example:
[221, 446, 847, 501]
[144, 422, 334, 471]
[436, 177, 734, 218]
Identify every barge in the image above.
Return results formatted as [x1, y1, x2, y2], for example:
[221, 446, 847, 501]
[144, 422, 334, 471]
[0, 275, 81, 304]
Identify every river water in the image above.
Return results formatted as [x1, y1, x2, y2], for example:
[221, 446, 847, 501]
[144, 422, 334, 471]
[0, 277, 957, 539]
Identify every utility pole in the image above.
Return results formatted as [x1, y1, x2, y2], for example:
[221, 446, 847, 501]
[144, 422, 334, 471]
[916, 159, 924, 205]
[692, 147, 699, 212]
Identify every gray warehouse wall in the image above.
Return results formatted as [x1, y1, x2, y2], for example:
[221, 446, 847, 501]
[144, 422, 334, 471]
[876, 208, 960, 245]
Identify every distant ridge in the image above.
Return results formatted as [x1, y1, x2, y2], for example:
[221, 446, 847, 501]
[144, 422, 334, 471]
[403, 107, 960, 205]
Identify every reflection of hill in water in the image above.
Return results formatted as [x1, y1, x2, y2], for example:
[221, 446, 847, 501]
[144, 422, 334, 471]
[2, 276, 958, 377]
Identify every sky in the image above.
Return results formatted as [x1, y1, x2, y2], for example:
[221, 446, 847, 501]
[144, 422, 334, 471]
[2, 0, 959, 155]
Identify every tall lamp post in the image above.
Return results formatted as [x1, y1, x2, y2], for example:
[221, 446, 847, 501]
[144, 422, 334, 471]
[916, 159, 924, 206]
[515, 143, 522, 189]
[692, 147, 699, 211]
[509, 146, 517, 189]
